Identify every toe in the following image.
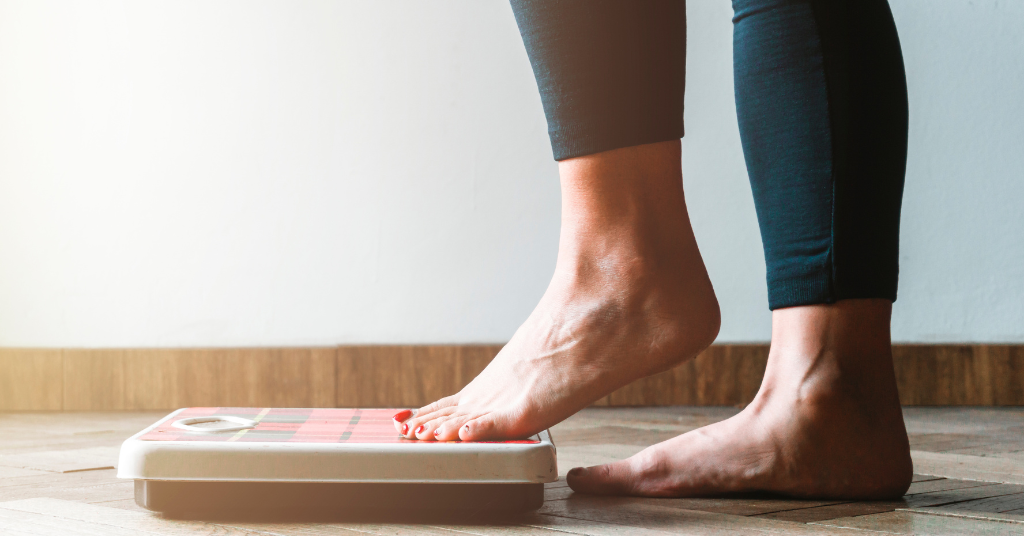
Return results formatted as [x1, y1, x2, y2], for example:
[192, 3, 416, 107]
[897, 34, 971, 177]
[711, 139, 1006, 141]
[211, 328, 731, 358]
[566, 459, 639, 495]
[412, 421, 432, 440]
[457, 411, 524, 441]
[402, 406, 455, 439]
[415, 395, 459, 417]
[391, 409, 413, 434]
[432, 412, 480, 441]
[413, 414, 454, 440]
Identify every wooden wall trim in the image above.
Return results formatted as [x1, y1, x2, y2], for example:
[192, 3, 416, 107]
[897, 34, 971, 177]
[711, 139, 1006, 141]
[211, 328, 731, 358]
[1, 345, 1022, 411]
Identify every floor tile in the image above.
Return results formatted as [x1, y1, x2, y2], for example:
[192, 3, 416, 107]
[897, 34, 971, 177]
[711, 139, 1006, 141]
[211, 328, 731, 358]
[912, 450, 1024, 484]
[818, 510, 1024, 535]
[0, 447, 119, 473]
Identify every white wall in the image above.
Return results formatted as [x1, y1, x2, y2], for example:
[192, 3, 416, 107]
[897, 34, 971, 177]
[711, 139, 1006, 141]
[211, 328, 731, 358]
[0, 0, 1020, 347]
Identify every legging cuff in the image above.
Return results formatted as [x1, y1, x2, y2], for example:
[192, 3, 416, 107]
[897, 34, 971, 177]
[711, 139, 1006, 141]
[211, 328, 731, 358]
[768, 269, 899, 309]
[551, 121, 684, 162]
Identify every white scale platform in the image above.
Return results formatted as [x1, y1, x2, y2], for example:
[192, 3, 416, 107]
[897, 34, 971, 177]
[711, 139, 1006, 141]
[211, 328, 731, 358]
[118, 407, 558, 516]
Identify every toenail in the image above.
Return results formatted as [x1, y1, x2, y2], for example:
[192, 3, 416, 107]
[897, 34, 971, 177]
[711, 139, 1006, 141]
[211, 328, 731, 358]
[415, 425, 424, 435]
[433, 429, 440, 437]
[401, 423, 408, 434]
[393, 409, 412, 422]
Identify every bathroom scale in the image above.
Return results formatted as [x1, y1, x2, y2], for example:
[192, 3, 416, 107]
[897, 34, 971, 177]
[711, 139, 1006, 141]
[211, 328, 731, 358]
[117, 407, 557, 517]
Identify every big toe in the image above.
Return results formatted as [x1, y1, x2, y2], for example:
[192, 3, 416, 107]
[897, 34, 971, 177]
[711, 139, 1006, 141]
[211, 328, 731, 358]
[458, 411, 528, 441]
[566, 459, 639, 495]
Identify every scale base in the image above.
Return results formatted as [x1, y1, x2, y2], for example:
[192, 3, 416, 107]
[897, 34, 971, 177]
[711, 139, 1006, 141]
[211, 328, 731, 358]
[135, 480, 545, 518]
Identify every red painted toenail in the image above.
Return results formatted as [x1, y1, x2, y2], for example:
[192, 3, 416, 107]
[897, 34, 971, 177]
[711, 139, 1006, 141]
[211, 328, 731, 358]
[433, 429, 440, 437]
[393, 409, 412, 421]
[415, 425, 425, 435]
[401, 423, 408, 434]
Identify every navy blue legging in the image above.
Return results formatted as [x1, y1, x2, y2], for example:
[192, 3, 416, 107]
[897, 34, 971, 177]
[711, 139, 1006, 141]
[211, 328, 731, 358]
[510, 0, 908, 310]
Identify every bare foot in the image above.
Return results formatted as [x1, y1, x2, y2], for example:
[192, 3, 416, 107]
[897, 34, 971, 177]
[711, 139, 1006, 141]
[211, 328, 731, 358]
[567, 300, 913, 500]
[393, 141, 720, 441]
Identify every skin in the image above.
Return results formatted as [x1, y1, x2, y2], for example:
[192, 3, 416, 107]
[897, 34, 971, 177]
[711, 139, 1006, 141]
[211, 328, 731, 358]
[393, 139, 913, 499]
[395, 140, 719, 441]
[567, 300, 913, 499]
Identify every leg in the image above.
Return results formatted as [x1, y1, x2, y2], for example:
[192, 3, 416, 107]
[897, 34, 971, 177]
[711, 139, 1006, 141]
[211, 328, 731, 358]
[396, 0, 721, 441]
[569, 300, 912, 499]
[401, 140, 720, 441]
[568, 0, 913, 499]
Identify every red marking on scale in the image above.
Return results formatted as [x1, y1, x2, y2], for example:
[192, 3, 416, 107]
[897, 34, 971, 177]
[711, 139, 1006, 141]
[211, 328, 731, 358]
[288, 408, 350, 443]
[138, 408, 540, 444]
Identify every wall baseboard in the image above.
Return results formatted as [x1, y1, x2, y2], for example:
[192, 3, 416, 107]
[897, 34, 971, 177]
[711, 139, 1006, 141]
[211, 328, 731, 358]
[1, 345, 1021, 411]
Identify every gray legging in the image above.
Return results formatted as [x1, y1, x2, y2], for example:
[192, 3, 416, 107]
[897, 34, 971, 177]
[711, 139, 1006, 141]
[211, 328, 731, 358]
[510, 0, 908, 310]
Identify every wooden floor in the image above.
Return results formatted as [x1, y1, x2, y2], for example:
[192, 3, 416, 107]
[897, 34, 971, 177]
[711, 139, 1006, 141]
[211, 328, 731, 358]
[1, 407, 1023, 535]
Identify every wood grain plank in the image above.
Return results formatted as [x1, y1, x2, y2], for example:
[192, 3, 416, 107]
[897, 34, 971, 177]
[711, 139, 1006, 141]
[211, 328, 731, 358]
[539, 496, 847, 534]
[912, 450, 1024, 484]
[122, 348, 179, 410]
[627, 496, 845, 518]
[0, 507, 136, 536]
[754, 501, 904, 523]
[336, 345, 501, 408]
[431, 522, 590, 536]
[905, 477, 996, 496]
[904, 484, 1024, 508]
[226, 523, 440, 535]
[0, 468, 47, 479]
[545, 486, 575, 502]
[606, 345, 770, 406]
[977, 345, 1024, 406]
[245, 347, 336, 408]
[909, 433, 994, 453]
[3, 344, 1024, 409]
[760, 483, 1024, 523]
[0, 415, 156, 457]
[0, 447, 118, 473]
[926, 492, 1024, 515]
[893, 345, 1024, 406]
[123, 347, 337, 409]
[63, 349, 125, 410]
[0, 498, 267, 535]
[0, 349, 63, 411]
[904, 507, 1024, 525]
[532, 513, 699, 536]
[552, 426, 685, 447]
[817, 510, 1021, 535]
[12, 481, 133, 505]
[684, 500, 848, 519]
[0, 468, 120, 492]
[0, 474, 132, 504]
[307, 347, 338, 408]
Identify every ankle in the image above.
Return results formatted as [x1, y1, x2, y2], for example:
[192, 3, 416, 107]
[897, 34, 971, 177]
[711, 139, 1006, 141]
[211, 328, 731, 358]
[771, 299, 891, 351]
[557, 141, 692, 254]
[557, 141, 685, 217]
[771, 300, 891, 371]
[756, 300, 902, 407]
[553, 141, 711, 292]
